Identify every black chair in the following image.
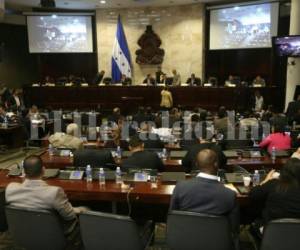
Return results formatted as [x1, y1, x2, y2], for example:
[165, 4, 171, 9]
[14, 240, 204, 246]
[167, 211, 233, 250]
[260, 219, 300, 250]
[5, 206, 66, 250]
[0, 189, 7, 232]
[79, 211, 153, 250]
[73, 149, 115, 168]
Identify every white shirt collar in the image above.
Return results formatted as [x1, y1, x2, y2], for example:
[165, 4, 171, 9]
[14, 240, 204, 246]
[197, 172, 220, 181]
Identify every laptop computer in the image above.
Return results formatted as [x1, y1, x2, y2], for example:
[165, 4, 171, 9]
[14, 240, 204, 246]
[170, 151, 187, 159]
[161, 172, 186, 183]
[242, 150, 262, 158]
[223, 150, 239, 158]
[225, 173, 249, 184]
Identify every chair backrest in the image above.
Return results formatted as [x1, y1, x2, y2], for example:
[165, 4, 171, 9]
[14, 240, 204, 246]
[5, 206, 66, 250]
[0, 189, 7, 232]
[79, 211, 143, 250]
[260, 219, 300, 250]
[73, 149, 114, 168]
[167, 211, 233, 250]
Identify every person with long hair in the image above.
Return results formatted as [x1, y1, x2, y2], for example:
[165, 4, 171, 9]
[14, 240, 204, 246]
[249, 158, 300, 233]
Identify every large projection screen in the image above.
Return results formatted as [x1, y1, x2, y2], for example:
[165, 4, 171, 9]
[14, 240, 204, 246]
[209, 2, 279, 50]
[27, 15, 93, 53]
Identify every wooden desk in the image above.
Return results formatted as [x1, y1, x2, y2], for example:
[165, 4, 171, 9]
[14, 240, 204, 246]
[39, 151, 183, 171]
[24, 86, 281, 112]
[0, 170, 247, 205]
[40, 151, 288, 172]
[0, 125, 23, 148]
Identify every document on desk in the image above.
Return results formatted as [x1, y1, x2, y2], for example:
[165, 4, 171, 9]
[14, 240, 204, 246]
[224, 184, 239, 194]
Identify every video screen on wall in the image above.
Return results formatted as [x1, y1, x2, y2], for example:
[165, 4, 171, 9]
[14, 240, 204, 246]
[209, 2, 279, 50]
[273, 36, 300, 57]
[27, 14, 93, 53]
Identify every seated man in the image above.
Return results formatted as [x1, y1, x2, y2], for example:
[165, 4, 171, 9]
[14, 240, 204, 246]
[5, 156, 87, 245]
[139, 122, 164, 149]
[0, 105, 7, 123]
[252, 75, 266, 87]
[182, 137, 226, 173]
[170, 149, 239, 234]
[143, 74, 155, 85]
[186, 73, 201, 86]
[224, 75, 236, 87]
[120, 74, 132, 85]
[121, 135, 164, 171]
[49, 123, 83, 150]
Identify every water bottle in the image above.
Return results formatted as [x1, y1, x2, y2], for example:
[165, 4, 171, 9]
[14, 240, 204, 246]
[253, 170, 260, 186]
[115, 166, 122, 184]
[86, 165, 93, 183]
[271, 146, 276, 162]
[48, 144, 54, 156]
[162, 148, 167, 160]
[3, 116, 8, 128]
[116, 146, 122, 159]
[99, 168, 105, 186]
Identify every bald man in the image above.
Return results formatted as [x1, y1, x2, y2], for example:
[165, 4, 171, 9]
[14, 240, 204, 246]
[170, 149, 239, 233]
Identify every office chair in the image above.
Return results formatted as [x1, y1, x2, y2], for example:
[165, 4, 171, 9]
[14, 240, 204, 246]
[167, 211, 233, 250]
[0, 189, 7, 232]
[79, 211, 154, 250]
[5, 206, 66, 250]
[260, 218, 300, 250]
[73, 149, 115, 168]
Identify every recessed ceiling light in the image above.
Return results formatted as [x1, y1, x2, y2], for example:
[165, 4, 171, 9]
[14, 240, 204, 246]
[100, 0, 106, 4]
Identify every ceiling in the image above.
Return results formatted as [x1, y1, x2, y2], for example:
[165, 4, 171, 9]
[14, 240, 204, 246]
[5, 0, 235, 10]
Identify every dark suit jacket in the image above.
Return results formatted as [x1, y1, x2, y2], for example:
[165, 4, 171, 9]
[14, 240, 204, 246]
[170, 177, 239, 233]
[143, 78, 155, 85]
[121, 78, 132, 85]
[186, 77, 201, 86]
[139, 132, 164, 149]
[182, 143, 227, 173]
[286, 101, 300, 122]
[249, 179, 300, 224]
[156, 71, 164, 84]
[121, 150, 164, 171]
[73, 149, 115, 168]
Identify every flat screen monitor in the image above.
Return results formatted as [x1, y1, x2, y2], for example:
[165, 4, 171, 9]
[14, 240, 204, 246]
[209, 2, 279, 50]
[273, 36, 300, 57]
[27, 14, 94, 53]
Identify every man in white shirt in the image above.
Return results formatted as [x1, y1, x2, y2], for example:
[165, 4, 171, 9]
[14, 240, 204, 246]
[170, 149, 239, 234]
[172, 69, 181, 86]
[254, 90, 264, 112]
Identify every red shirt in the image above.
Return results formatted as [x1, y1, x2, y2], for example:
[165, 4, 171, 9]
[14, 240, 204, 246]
[259, 133, 291, 154]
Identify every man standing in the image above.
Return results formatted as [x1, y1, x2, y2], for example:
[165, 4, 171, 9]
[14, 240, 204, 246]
[172, 69, 181, 86]
[155, 66, 164, 84]
[170, 149, 239, 233]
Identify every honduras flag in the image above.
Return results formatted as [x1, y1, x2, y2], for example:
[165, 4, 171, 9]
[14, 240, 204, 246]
[112, 15, 132, 83]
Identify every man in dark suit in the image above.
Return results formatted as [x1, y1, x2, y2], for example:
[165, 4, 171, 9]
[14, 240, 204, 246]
[92, 70, 105, 85]
[186, 73, 201, 86]
[0, 105, 7, 123]
[182, 138, 227, 173]
[120, 74, 132, 85]
[143, 74, 155, 85]
[155, 66, 164, 84]
[170, 149, 239, 234]
[139, 122, 164, 149]
[286, 94, 300, 124]
[122, 135, 164, 171]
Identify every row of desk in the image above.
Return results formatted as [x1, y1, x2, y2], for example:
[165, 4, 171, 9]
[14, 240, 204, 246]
[40, 150, 289, 172]
[24, 86, 281, 111]
[0, 170, 248, 206]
